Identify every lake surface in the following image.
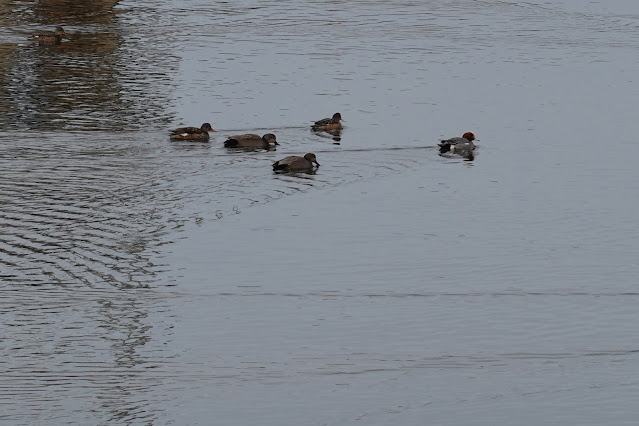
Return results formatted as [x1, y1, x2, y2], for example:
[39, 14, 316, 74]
[2, 0, 639, 424]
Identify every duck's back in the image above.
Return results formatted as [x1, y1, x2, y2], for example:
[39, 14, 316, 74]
[224, 134, 263, 148]
[169, 126, 210, 141]
[273, 156, 308, 171]
[171, 126, 201, 135]
[313, 117, 331, 126]
[277, 156, 301, 166]
[440, 136, 466, 145]
[31, 33, 61, 44]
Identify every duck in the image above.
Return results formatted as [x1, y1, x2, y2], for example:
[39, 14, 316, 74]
[224, 133, 278, 149]
[438, 132, 476, 157]
[273, 153, 320, 172]
[169, 123, 216, 141]
[312, 113, 342, 131]
[30, 26, 69, 45]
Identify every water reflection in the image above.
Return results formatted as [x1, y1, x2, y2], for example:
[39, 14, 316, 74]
[312, 127, 342, 143]
[33, 0, 119, 24]
[0, 44, 17, 118]
[0, 0, 177, 131]
[0, 286, 172, 424]
[438, 152, 475, 163]
[274, 168, 318, 177]
[95, 294, 159, 423]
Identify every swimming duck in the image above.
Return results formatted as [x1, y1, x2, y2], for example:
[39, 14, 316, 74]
[169, 123, 216, 141]
[30, 26, 69, 45]
[312, 113, 342, 131]
[224, 133, 278, 149]
[438, 132, 476, 157]
[273, 153, 320, 172]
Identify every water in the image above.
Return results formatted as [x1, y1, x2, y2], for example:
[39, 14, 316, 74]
[1, 0, 639, 424]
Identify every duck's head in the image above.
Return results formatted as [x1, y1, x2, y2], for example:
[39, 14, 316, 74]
[55, 27, 70, 38]
[462, 132, 475, 142]
[201, 123, 216, 132]
[263, 133, 278, 145]
[332, 112, 342, 121]
[304, 153, 320, 167]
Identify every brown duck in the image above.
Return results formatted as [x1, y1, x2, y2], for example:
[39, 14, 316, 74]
[273, 153, 320, 172]
[169, 123, 216, 141]
[224, 133, 278, 149]
[312, 113, 342, 131]
[30, 26, 69, 45]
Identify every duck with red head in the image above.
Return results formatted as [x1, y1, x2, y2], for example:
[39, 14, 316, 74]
[438, 132, 477, 157]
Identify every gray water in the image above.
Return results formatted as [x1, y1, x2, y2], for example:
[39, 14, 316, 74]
[2, 0, 639, 424]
